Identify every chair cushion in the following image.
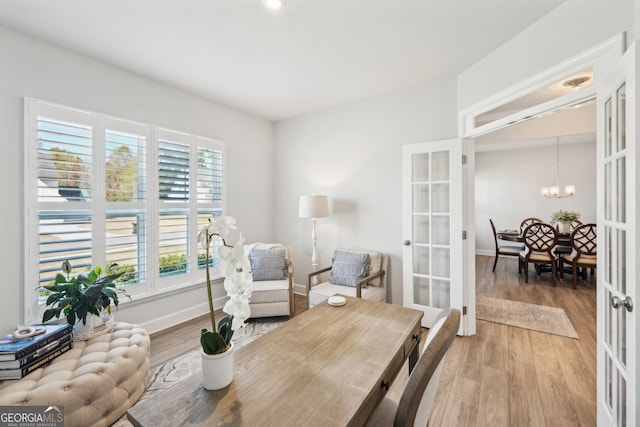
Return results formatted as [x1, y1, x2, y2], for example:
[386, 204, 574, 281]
[520, 249, 555, 262]
[329, 250, 370, 287]
[250, 279, 290, 304]
[308, 283, 386, 307]
[564, 252, 597, 265]
[249, 248, 287, 281]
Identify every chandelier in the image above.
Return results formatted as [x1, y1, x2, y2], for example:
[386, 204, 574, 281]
[541, 138, 575, 198]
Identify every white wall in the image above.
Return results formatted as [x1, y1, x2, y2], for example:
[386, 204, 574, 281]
[458, 0, 634, 111]
[273, 79, 457, 305]
[0, 25, 274, 334]
[475, 139, 597, 255]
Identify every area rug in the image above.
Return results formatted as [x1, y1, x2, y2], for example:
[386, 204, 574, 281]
[113, 318, 286, 426]
[476, 296, 579, 339]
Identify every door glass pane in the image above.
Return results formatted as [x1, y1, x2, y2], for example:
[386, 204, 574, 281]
[605, 98, 612, 157]
[413, 276, 430, 306]
[412, 153, 429, 181]
[616, 157, 626, 223]
[431, 216, 450, 245]
[605, 289, 612, 348]
[618, 229, 626, 294]
[412, 215, 429, 243]
[412, 246, 429, 275]
[606, 353, 613, 410]
[605, 226, 612, 284]
[432, 279, 450, 308]
[432, 247, 450, 278]
[605, 162, 612, 220]
[431, 183, 450, 213]
[618, 370, 627, 427]
[618, 306, 627, 367]
[431, 151, 449, 181]
[412, 184, 429, 213]
[617, 83, 626, 152]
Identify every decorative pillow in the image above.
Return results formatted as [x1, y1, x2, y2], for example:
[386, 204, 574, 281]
[328, 250, 370, 287]
[249, 248, 287, 281]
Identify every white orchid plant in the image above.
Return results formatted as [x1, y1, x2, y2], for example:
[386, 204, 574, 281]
[198, 216, 252, 355]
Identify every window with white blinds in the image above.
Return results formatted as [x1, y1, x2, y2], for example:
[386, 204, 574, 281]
[25, 98, 225, 320]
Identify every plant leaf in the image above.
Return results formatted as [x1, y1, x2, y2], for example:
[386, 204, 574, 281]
[218, 315, 234, 345]
[42, 308, 60, 324]
[200, 330, 227, 355]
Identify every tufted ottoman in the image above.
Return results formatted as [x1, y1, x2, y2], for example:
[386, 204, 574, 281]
[0, 322, 150, 427]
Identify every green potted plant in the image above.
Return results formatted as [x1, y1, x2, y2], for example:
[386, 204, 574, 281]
[550, 210, 581, 233]
[41, 260, 130, 340]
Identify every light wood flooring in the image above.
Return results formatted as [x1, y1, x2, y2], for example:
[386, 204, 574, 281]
[149, 255, 597, 426]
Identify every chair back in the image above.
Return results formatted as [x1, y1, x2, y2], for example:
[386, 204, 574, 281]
[394, 308, 461, 427]
[571, 223, 597, 257]
[522, 222, 557, 254]
[520, 217, 542, 234]
[489, 218, 498, 246]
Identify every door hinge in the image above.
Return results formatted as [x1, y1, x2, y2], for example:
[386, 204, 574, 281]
[463, 306, 467, 315]
[462, 154, 467, 165]
[462, 230, 467, 240]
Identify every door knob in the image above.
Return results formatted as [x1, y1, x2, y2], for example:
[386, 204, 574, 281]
[611, 295, 634, 313]
[403, 240, 411, 246]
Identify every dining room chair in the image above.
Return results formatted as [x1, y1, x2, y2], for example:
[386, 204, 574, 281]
[365, 308, 460, 427]
[489, 219, 525, 272]
[561, 223, 597, 289]
[519, 222, 558, 286]
[520, 217, 542, 234]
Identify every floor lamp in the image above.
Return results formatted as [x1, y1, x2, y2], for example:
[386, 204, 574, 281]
[299, 195, 329, 285]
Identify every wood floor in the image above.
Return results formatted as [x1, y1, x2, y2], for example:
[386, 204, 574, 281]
[427, 255, 596, 427]
[149, 255, 596, 426]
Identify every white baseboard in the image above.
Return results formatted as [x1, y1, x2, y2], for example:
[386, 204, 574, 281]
[293, 283, 306, 296]
[476, 249, 494, 257]
[140, 296, 227, 335]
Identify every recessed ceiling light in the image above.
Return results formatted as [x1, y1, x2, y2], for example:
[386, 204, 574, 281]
[262, 0, 286, 10]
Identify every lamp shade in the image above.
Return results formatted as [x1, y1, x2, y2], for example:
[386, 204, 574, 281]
[298, 195, 328, 219]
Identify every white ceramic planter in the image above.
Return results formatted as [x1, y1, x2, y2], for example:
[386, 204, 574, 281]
[558, 221, 571, 234]
[201, 342, 234, 390]
[73, 311, 114, 341]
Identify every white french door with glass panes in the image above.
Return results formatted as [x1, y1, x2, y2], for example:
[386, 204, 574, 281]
[402, 139, 464, 328]
[596, 42, 638, 427]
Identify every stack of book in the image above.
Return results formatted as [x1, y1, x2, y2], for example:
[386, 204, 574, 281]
[0, 323, 73, 380]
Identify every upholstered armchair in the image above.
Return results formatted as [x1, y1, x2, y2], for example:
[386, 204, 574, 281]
[244, 243, 294, 318]
[307, 248, 387, 308]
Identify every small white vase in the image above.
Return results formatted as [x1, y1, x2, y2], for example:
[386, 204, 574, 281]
[558, 221, 570, 234]
[73, 311, 114, 341]
[201, 342, 234, 390]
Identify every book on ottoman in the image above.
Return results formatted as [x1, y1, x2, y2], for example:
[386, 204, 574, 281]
[0, 323, 72, 361]
[0, 337, 74, 380]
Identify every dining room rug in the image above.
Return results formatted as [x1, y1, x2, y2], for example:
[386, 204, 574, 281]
[476, 296, 579, 339]
[113, 317, 286, 426]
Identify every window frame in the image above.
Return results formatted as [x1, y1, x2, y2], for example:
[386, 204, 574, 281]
[24, 98, 226, 324]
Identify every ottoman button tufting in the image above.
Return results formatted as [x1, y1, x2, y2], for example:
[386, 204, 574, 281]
[0, 322, 150, 427]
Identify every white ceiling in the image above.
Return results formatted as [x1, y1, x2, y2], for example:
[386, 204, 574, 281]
[0, 0, 565, 121]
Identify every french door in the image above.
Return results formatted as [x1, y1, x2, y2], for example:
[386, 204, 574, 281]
[402, 139, 464, 328]
[596, 42, 638, 427]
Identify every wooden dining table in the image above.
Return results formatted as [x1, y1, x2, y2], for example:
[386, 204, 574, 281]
[127, 296, 423, 426]
[497, 229, 572, 246]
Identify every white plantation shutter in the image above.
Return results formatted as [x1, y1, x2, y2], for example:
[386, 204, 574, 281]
[159, 140, 190, 202]
[35, 109, 94, 288]
[196, 145, 224, 268]
[25, 98, 226, 323]
[105, 122, 148, 286]
[37, 116, 92, 203]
